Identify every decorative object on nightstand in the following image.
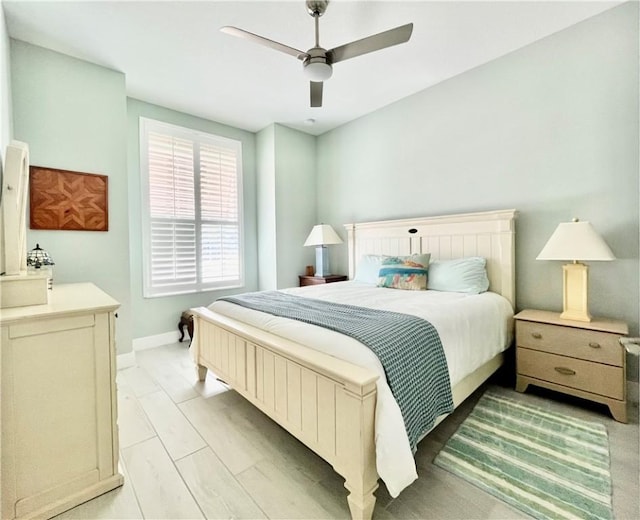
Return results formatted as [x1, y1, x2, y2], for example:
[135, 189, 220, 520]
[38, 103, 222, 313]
[304, 223, 343, 277]
[536, 218, 615, 322]
[515, 309, 629, 422]
[299, 274, 348, 287]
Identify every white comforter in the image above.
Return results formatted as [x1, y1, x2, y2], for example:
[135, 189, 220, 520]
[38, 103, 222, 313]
[209, 281, 513, 496]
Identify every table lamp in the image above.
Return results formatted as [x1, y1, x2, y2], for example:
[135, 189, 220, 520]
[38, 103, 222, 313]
[304, 224, 343, 277]
[536, 218, 615, 322]
[26, 243, 55, 277]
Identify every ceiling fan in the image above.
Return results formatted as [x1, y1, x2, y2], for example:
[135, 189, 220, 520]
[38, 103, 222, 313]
[221, 0, 413, 108]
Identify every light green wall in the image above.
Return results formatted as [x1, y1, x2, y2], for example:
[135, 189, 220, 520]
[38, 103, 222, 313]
[0, 4, 11, 151]
[273, 124, 317, 288]
[256, 123, 317, 290]
[11, 40, 133, 354]
[256, 124, 277, 290]
[317, 3, 639, 375]
[0, 4, 6, 507]
[0, 0, 12, 297]
[126, 98, 258, 339]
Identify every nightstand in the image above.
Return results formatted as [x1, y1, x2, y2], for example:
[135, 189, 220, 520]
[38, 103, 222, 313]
[515, 309, 629, 422]
[299, 274, 348, 287]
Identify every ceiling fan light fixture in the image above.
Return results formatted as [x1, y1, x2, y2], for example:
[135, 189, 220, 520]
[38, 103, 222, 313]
[303, 59, 332, 81]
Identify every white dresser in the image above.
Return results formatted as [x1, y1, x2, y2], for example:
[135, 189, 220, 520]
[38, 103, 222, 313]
[1, 283, 124, 519]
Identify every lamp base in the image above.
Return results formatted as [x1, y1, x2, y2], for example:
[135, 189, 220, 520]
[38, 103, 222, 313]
[561, 262, 591, 322]
[314, 245, 331, 277]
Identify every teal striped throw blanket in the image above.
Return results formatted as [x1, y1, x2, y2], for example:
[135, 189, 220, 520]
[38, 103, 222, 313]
[220, 291, 454, 450]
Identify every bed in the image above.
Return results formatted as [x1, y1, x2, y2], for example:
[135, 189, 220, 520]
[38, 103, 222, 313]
[190, 208, 517, 520]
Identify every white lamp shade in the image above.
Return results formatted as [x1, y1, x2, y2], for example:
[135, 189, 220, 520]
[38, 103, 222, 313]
[536, 220, 615, 261]
[304, 224, 343, 247]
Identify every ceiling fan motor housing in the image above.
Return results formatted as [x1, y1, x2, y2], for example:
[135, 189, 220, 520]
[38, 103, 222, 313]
[303, 47, 333, 81]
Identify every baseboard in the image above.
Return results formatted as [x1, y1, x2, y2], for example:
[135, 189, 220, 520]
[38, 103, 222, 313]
[133, 330, 181, 351]
[628, 380, 639, 405]
[116, 351, 136, 370]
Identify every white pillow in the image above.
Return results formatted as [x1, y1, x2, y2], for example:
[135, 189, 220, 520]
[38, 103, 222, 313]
[428, 257, 489, 294]
[354, 254, 388, 284]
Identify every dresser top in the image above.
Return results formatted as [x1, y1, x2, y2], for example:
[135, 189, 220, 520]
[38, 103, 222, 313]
[515, 309, 628, 335]
[0, 282, 119, 324]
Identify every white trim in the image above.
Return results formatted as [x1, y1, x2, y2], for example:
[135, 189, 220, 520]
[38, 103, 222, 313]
[116, 351, 137, 370]
[133, 330, 181, 351]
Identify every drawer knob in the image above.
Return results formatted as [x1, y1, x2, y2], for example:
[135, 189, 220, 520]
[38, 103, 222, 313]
[588, 342, 601, 349]
[531, 332, 542, 339]
[554, 366, 576, 376]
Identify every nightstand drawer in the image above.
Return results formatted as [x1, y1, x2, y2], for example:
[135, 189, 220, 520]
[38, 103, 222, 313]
[516, 321, 623, 366]
[517, 348, 624, 399]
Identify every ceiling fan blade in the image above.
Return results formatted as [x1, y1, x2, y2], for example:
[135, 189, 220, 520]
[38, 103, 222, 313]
[310, 81, 323, 108]
[221, 26, 308, 60]
[329, 23, 413, 64]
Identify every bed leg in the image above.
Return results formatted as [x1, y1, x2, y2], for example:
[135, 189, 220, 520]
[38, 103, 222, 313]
[345, 481, 377, 520]
[196, 364, 207, 381]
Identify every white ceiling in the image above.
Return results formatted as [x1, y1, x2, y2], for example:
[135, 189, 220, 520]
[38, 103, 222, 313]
[3, 1, 621, 136]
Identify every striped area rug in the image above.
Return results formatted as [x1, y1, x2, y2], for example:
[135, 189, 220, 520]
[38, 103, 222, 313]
[434, 389, 613, 520]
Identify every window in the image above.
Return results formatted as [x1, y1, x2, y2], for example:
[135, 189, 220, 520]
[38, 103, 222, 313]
[140, 118, 243, 297]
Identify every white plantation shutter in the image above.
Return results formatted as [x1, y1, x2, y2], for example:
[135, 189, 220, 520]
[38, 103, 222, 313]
[200, 141, 241, 283]
[140, 118, 243, 297]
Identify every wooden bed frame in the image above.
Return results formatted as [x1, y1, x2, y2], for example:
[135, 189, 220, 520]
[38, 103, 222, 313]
[190, 208, 517, 520]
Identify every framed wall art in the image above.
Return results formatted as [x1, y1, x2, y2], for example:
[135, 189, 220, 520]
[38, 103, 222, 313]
[29, 166, 109, 231]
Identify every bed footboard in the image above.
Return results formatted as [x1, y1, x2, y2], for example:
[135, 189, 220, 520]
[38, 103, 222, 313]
[191, 306, 380, 520]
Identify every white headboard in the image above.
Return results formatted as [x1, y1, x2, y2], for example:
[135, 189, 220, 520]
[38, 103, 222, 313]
[344, 209, 518, 307]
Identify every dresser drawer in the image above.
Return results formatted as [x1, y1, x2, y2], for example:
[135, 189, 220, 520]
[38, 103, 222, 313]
[516, 321, 623, 366]
[517, 348, 624, 399]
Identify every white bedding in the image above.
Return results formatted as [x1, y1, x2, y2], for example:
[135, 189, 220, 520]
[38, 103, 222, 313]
[209, 281, 514, 497]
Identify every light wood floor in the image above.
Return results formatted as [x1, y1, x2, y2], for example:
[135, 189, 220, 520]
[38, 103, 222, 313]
[54, 342, 639, 520]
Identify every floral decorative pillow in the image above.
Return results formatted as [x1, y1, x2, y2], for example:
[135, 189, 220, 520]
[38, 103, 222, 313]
[377, 253, 431, 290]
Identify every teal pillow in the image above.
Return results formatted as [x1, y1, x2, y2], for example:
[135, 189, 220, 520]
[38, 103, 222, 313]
[427, 257, 489, 294]
[377, 253, 430, 290]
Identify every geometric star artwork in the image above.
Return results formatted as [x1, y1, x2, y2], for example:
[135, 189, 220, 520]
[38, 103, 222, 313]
[29, 166, 109, 231]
